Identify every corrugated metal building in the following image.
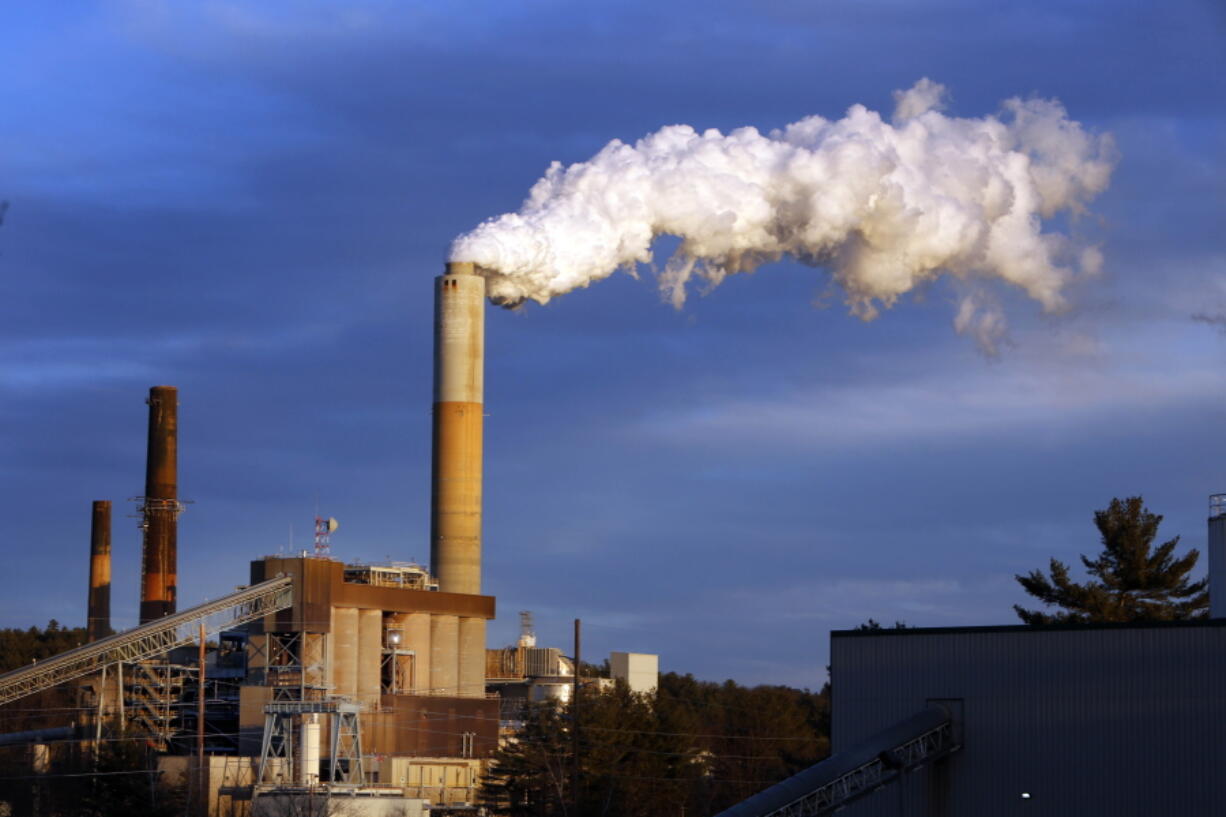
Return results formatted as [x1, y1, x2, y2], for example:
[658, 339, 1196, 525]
[831, 620, 1226, 817]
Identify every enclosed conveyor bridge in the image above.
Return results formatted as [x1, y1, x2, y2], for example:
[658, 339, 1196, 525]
[0, 575, 292, 706]
[714, 707, 958, 817]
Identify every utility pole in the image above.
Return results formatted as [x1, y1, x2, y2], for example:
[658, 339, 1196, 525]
[197, 621, 206, 816]
[572, 618, 581, 817]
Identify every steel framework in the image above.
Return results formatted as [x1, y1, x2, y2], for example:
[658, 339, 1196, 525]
[257, 700, 366, 788]
[762, 721, 956, 817]
[0, 575, 293, 706]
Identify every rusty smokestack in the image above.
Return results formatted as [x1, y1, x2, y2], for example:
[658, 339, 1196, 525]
[430, 262, 485, 594]
[87, 500, 112, 642]
[139, 385, 178, 623]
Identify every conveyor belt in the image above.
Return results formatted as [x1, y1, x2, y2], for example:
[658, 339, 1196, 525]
[0, 575, 293, 706]
[714, 707, 959, 817]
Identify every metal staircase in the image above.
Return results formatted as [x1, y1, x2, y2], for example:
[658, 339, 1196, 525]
[0, 575, 293, 706]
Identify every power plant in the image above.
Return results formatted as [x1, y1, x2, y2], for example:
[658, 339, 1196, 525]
[0, 264, 508, 815]
[0, 256, 1223, 817]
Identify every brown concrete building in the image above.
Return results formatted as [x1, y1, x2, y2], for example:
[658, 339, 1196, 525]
[239, 555, 498, 770]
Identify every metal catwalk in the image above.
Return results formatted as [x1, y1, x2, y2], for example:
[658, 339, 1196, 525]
[0, 575, 293, 706]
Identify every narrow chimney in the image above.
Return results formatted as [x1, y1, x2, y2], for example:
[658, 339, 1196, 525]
[1210, 494, 1225, 619]
[430, 262, 485, 594]
[87, 500, 111, 642]
[139, 385, 178, 623]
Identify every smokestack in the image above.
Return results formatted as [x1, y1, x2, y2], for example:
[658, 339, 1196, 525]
[430, 262, 485, 594]
[1210, 494, 1225, 619]
[139, 385, 178, 623]
[87, 500, 111, 642]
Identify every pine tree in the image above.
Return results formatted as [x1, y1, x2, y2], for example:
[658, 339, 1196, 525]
[1014, 496, 1209, 624]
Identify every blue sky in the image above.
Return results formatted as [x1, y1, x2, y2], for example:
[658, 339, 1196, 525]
[2, 0, 1223, 688]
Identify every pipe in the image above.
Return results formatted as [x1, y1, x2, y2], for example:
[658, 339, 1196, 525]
[0, 727, 74, 748]
[87, 500, 112, 642]
[430, 262, 485, 594]
[139, 385, 178, 623]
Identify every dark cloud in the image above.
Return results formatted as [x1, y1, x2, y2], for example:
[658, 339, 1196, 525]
[1193, 312, 1226, 334]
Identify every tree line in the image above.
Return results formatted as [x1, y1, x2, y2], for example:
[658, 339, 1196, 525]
[482, 672, 830, 817]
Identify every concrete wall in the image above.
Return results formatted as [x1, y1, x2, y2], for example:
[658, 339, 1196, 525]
[405, 612, 431, 693]
[430, 615, 459, 696]
[610, 651, 659, 693]
[458, 617, 486, 698]
[238, 685, 273, 756]
[357, 608, 382, 707]
[331, 606, 359, 699]
[206, 755, 261, 817]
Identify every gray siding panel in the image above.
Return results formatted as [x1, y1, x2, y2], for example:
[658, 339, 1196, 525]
[831, 624, 1226, 817]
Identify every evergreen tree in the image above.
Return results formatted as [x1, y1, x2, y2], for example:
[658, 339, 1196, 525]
[481, 700, 572, 817]
[1014, 496, 1209, 624]
[480, 674, 829, 817]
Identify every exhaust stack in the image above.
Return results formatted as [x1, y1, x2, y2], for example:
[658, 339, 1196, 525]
[1210, 494, 1225, 619]
[139, 385, 179, 623]
[87, 500, 111, 642]
[430, 262, 485, 594]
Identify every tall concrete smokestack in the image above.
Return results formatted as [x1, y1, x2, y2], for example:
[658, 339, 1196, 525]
[431, 262, 484, 595]
[139, 385, 178, 623]
[86, 500, 111, 642]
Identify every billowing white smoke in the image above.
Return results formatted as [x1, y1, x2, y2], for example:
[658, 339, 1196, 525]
[450, 80, 1116, 351]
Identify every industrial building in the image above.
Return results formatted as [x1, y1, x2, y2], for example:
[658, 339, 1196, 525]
[4, 249, 1222, 816]
[716, 495, 1226, 817]
[0, 262, 500, 815]
[827, 618, 1226, 816]
[0, 258, 666, 816]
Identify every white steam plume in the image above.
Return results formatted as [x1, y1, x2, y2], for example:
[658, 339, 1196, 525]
[450, 80, 1116, 346]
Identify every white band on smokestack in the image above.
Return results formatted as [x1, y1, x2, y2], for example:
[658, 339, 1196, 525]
[434, 262, 485, 404]
[430, 261, 485, 595]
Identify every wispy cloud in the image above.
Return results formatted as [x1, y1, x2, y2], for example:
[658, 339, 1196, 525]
[724, 578, 966, 623]
[631, 322, 1223, 451]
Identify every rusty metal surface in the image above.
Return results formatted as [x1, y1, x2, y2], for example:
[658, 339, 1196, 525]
[252, 557, 495, 623]
[333, 579, 495, 617]
[87, 500, 111, 642]
[367, 693, 498, 757]
[139, 385, 178, 623]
